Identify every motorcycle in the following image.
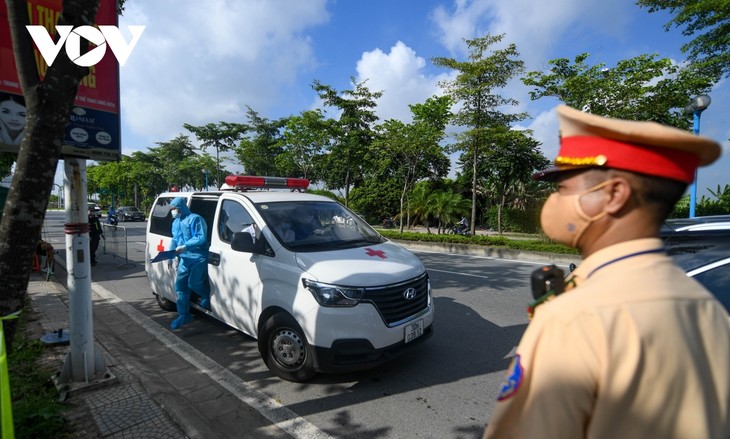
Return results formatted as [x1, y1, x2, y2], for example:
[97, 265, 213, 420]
[106, 210, 118, 226]
[450, 224, 471, 236]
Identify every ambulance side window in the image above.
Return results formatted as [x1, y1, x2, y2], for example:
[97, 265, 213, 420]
[149, 197, 176, 237]
[189, 197, 217, 245]
[218, 200, 255, 244]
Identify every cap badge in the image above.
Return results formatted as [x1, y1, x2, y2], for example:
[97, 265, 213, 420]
[555, 154, 608, 167]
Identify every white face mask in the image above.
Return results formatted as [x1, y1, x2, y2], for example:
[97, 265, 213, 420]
[171, 209, 180, 219]
[540, 179, 613, 248]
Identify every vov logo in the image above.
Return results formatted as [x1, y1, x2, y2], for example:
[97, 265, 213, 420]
[26, 25, 145, 67]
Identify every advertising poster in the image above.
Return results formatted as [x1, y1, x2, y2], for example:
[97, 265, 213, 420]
[0, 0, 121, 161]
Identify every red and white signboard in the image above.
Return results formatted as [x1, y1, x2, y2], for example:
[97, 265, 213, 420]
[0, 0, 121, 161]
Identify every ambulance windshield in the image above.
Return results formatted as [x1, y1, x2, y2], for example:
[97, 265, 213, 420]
[255, 201, 385, 251]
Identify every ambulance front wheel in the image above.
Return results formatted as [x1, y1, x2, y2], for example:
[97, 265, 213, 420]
[260, 312, 316, 382]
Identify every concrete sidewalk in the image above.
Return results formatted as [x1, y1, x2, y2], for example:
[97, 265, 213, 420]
[27, 276, 293, 438]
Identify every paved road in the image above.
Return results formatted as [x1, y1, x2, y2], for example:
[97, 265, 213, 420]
[41, 210, 569, 438]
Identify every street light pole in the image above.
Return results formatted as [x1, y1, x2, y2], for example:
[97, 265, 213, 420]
[685, 94, 711, 218]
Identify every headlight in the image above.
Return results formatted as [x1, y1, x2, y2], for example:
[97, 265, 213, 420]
[302, 279, 365, 307]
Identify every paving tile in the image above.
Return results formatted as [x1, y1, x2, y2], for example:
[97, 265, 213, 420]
[164, 367, 212, 394]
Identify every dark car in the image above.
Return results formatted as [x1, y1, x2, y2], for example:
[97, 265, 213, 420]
[661, 219, 730, 312]
[661, 215, 730, 233]
[88, 203, 102, 218]
[117, 206, 145, 222]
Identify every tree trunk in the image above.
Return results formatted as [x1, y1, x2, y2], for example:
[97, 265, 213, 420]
[399, 177, 408, 233]
[498, 194, 505, 235]
[344, 169, 350, 207]
[471, 146, 478, 236]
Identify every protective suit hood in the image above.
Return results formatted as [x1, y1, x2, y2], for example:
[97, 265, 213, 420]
[170, 197, 192, 216]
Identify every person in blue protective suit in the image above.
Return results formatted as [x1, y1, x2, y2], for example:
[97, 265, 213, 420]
[169, 197, 211, 330]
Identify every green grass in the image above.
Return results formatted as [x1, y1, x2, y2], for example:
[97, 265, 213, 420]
[8, 304, 68, 438]
[378, 229, 580, 255]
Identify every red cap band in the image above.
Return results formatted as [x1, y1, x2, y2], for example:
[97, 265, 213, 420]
[559, 136, 699, 183]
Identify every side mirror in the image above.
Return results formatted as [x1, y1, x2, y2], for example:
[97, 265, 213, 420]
[569, 263, 577, 273]
[231, 232, 256, 253]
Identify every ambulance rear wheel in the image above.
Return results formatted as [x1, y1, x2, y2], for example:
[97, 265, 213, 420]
[261, 313, 316, 382]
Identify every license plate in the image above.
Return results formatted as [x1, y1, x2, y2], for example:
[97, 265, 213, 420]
[404, 319, 424, 343]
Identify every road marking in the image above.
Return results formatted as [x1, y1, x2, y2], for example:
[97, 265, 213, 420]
[426, 268, 492, 279]
[91, 283, 334, 439]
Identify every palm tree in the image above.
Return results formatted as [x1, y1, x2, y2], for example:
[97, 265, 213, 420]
[430, 191, 471, 234]
[408, 183, 434, 233]
[707, 184, 730, 213]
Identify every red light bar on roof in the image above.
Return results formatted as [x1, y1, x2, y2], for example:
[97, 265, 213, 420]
[224, 175, 310, 190]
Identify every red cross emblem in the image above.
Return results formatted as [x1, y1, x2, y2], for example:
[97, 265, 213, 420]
[365, 248, 387, 259]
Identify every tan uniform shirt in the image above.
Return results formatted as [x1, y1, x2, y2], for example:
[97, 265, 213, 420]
[484, 238, 730, 439]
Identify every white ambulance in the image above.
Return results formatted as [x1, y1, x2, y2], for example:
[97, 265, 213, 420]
[145, 176, 433, 382]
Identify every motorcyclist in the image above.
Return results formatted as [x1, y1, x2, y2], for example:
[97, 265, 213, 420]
[107, 205, 118, 225]
[458, 217, 468, 233]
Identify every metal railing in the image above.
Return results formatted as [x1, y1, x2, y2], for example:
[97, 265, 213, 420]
[100, 224, 136, 268]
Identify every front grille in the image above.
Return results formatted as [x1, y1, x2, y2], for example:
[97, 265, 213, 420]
[362, 273, 430, 326]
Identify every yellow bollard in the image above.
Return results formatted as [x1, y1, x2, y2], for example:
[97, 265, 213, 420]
[0, 311, 20, 439]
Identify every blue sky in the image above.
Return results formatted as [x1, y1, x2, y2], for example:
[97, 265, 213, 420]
[103, 0, 729, 198]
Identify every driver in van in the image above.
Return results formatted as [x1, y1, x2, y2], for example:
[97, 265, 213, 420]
[271, 211, 295, 243]
[291, 206, 320, 240]
[169, 197, 211, 330]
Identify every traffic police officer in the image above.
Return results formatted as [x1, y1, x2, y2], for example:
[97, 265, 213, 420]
[483, 105, 730, 438]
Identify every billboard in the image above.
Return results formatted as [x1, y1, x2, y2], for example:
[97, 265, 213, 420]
[0, 0, 121, 161]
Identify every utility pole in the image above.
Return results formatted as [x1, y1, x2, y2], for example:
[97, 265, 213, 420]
[57, 158, 110, 387]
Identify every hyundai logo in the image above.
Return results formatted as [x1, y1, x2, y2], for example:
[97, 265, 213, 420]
[403, 288, 417, 300]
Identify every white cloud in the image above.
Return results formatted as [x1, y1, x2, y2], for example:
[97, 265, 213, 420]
[430, 0, 494, 56]
[525, 108, 559, 159]
[355, 41, 450, 123]
[118, 0, 329, 149]
[428, 0, 641, 165]
[431, 0, 634, 68]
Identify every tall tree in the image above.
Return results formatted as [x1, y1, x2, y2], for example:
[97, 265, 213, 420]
[88, 148, 219, 210]
[349, 177, 401, 224]
[460, 128, 549, 234]
[522, 52, 716, 127]
[433, 34, 528, 235]
[637, 0, 729, 80]
[373, 95, 452, 232]
[234, 106, 286, 176]
[0, 0, 100, 350]
[183, 121, 247, 189]
[277, 109, 331, 182]
[313, 78, 382, 206]
[147, 135, 210, 190]
[124, 150, 174, 199]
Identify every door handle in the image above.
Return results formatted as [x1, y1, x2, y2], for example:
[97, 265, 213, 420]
[208, 252, 220, 266]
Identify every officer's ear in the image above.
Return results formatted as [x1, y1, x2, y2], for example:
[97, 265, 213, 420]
[603, 177, 632, 215]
